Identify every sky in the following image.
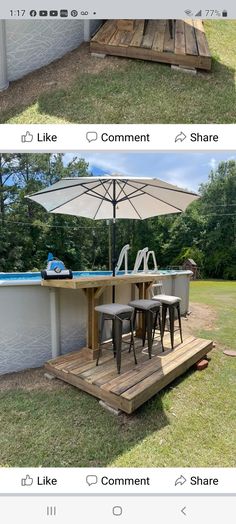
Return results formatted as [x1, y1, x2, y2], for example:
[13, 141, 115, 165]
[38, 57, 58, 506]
[65, 151, 236, 192]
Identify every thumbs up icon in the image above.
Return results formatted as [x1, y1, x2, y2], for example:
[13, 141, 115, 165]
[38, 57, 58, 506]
[21, 474, 34, 486]
[21, 131, 34, 143]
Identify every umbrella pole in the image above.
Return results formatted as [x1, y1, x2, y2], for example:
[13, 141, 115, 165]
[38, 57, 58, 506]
[112, 181, 116, 302]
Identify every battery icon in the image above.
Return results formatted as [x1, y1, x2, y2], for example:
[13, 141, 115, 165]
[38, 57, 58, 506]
[222, 10, 228, 17]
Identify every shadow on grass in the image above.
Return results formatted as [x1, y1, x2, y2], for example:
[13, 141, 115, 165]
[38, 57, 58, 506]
[0, 368, 173, 467]
[27, 60, 236, 124]
[0, 52, 235, 124]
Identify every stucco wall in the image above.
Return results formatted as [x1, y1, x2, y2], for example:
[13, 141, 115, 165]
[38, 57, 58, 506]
[0, 284, 88, 375]
[5, 19, 101, 82]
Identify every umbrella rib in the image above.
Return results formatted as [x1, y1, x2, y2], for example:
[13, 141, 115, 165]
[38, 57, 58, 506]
[115, 179, 129, 202]
[115, 179, 143, 205]
[123, 181, 185, 212]
[41, 181, 113, 213]
[116, 179, 142, 219]
[28, 178, 104, 197]
[28, 177, 197, 214]
[29, 178, 198, 198]
[76, 181, 113, 204]
[126, 179, 198, 196]
[93, 179, 113, 219]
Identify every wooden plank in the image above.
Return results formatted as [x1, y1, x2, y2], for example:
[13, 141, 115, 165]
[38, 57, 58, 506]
[130, 20, 145, 47]
[163, 21, 175, 53]
[90, 40, 212, 70]
[122, 339, 213, 405]
[92, 20, 117, 45]
[87, 288, 99, 351]
[184, 20, 198, 56]
[117, 20, 135, 32]
[142, 20, 157, 49]
[65, 352, 112, 374]
[94, 286, 106, 300]
[109, 29, 123, 47]
[152, 20, 166, 52]
[41, 274, 157, 290]
[100, 335, 194, 391]
[129, 340, 213, 413]
[103, 337, 199, 394]
[45, 364, 132, 413]
[119, 30, 136, 47]
[193, 20, 211, 58]
[174, 20, 186, 55]
[46, 351, 81, 367]
[91, 22, 108, 43]
[91, 352, 149, 386]
[45, 336, 213, 414]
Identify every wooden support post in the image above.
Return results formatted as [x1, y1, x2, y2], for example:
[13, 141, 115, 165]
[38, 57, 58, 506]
[80, 286, 107, 360]
[86, 288, 99, 356]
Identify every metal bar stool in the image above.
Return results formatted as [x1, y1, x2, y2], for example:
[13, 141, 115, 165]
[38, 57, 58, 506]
[152, 293, 183, 349]
[95, 303, 137, 374]
[129, 299, 164, 358]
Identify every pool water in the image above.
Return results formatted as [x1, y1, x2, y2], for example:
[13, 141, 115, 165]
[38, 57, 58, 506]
[0, 271, 113, 281]
[0, 269, 180, 282]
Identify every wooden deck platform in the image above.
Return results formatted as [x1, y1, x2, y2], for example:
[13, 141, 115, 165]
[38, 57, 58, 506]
[90, 20, 212, 71]
[45, 333, 213, 413]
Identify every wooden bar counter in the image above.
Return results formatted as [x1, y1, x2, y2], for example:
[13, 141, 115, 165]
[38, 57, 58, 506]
[42, 274, 157, 360]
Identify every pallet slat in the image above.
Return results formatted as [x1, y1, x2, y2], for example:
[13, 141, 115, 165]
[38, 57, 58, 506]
[193, 20, 211, 57]
[174, 20, 186, 55]
[91, 20, 117, 45]
[142, 20, 157, 49]
[163, 21, 175, 53]
[45, 335, 213, 414]
[122, 340, 213, 412]
[102, 337, 198, 395]
[129, 20, 145, 47]
[109, 29, 124, 47]
[90, 19, 212, 71]
[184, 20, 198, 56]
[152, 20, 167, 52]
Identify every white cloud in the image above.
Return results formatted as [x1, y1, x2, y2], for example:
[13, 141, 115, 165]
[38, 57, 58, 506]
[208, 158, 217, 170]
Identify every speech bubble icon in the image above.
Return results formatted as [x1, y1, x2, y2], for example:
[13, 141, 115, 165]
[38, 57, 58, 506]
[86, 132, 98, 143]
[86, 475, 98, 486]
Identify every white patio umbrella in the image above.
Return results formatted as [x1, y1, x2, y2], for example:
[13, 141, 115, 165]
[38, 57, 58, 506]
[27, 175, 199, 279]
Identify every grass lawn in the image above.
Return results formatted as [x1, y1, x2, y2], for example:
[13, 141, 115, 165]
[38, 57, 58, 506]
[0, 280, 235, 467]
[0, 21, 236, 124]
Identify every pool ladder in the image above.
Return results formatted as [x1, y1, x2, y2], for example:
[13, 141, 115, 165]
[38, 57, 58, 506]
[115, 245, 158, 274]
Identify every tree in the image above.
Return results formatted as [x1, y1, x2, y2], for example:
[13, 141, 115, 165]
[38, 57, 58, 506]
[199, 161, 236, 278]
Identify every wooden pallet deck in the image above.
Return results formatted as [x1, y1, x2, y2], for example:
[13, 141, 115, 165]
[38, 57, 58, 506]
[45, 333, 213, 413]
[90, 19, 212, 71]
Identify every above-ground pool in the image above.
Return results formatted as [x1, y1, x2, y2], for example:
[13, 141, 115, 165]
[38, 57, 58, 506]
[0, 269, 192, 375]
[0, 269, 179, 283]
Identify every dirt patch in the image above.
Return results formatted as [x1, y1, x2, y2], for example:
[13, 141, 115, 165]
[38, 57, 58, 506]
[182, 302, 217, 337]
[0, 367, 69, 393]
[0, 43, 129, 116]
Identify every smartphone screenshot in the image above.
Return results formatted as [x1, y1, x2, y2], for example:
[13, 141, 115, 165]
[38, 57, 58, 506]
[0, 1, 235, 522]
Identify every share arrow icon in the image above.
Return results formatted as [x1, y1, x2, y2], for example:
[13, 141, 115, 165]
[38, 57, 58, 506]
[175, 474, 187, 486]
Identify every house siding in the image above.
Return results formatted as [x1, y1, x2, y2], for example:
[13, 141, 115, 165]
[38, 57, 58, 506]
[5, 19, 101, 82]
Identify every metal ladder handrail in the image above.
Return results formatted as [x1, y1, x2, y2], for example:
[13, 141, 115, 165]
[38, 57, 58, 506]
[132, 247, 149, 273]
[146, 250, 158, 272]
[115, 244, 130, 274]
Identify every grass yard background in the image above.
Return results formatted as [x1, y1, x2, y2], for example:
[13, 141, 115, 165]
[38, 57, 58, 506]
[0, 21, 235, 124]
[0, 280, 235, 468]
